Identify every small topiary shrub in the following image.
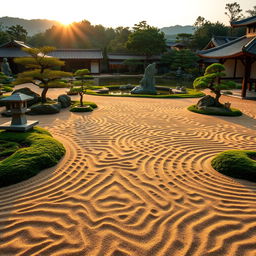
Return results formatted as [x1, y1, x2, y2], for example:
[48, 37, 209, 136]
[70, 101, 97, 112]
[188, 105, 242, 116]
[0, 127, 65, 187]
[212, 150, 256, 182]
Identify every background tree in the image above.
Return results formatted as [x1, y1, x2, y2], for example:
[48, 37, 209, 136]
[0, 31, 10, 45]
[7, 25, 28, 41]
[246, 6, 256, 17]
[72, 69, 94, 107]
[28, 20, 116, 49]
[194, 16, 207, 29]
[14, 46, 72, 103]
[225, 2, 243, 23]
[170, 50, 199, 73]
[191, 21, 229, 50]
[108, 27, 131, 52]
[122, 59, 144, 73]
[176, 33, 193, 48]
[126, 21, 166, 65]
[160, 50, 199, 77]
[193, 63, 236, 105]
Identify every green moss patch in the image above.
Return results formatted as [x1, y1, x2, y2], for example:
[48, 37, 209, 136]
[212, 150, 256, 182]
[188, 105, 242, 116]
[0, 140, 20, 160]
[70, 101, 97, 112]
[0, 127, 65, 187]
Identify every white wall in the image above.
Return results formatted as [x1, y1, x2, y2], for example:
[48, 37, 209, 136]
[90, 61, 100, 73]
[224, 59, 245, 78]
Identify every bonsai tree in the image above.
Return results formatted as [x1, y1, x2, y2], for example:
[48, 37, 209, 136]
[193, 63, 236, 106]
[14, 46, 72, 103]
[72, 69, 94, 107]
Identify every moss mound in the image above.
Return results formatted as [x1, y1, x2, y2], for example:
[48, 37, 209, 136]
[70, 101, 97, 112]
[188, 105, 242, 116]
[0, 127, 65, 187]
[0, 140, 20, 159]
[212, 150, 256, 182]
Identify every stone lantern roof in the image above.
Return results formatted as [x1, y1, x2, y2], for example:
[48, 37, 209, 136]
[0, 93, 33, 102]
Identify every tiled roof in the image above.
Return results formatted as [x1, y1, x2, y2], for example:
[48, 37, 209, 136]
[0, 40, 30, 49]
[48, 49, 103, 59]
[212, 36, 238, 47]
[231, 16, 256, 27]
[0, 48, 30, 57]
[198, 36, 256, 59]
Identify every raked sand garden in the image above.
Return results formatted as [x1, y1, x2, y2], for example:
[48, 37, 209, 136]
[0, 85, 256, 256]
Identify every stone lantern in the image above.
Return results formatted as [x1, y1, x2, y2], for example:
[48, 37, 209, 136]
[0, 93, 39, 132]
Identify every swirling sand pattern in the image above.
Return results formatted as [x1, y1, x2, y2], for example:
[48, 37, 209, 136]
[0, 94, 256, 256]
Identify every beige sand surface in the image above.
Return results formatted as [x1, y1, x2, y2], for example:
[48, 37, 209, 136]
[0, 85, 256, 256]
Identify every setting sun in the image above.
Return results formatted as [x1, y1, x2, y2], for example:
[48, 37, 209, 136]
[58, 18, 74, 26]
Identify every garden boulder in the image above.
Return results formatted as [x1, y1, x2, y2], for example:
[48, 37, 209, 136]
[196, 95, 216, 109]
[27, 102, 61, 115]
[57, 94, 71, 108]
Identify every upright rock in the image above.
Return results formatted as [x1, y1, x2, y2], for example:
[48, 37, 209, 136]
[131, 63, 157, 95]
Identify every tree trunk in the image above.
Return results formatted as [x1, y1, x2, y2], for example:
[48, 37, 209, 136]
[41, 87, 49, 103]
[214, 90, 222, 106]
[79, 92, 83, 107]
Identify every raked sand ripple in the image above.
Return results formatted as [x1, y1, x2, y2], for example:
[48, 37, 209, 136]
[0, 95, 256, 256]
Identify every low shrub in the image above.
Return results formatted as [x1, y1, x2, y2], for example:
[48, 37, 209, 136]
[70, 101, 97, 112]
[188, 105, 242, 116]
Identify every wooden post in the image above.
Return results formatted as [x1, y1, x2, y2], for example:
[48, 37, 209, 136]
[233, 58, 237, 78]
[241, 57, 252, 98]
[248, 81, 252, 91]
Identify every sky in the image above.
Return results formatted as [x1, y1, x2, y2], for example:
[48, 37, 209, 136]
[0, 0, 255, 28]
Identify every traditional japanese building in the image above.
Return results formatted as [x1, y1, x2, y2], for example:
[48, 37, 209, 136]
[0, 40, 103, 74]
[198, 16, 256, 98]
[203, 36, 238, 50]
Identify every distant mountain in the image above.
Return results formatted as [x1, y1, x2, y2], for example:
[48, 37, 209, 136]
[0, 16, 60, 35]
[161, 25, 195, 41]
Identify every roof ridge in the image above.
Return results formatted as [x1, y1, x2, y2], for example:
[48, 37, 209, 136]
[199, 36, 246, 54]
[243, 36, 256, 51]
[231, 15, 256, 27]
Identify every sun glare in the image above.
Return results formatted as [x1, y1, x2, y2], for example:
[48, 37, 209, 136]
[59, 18, 74, 26]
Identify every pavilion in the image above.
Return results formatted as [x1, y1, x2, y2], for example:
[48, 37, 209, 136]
[198, 16, 256, 98]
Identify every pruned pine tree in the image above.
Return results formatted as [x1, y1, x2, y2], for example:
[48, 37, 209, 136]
[73, 69, 94, 107]
[193, 63, 236, 105]
[14, 46, 72, 103]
